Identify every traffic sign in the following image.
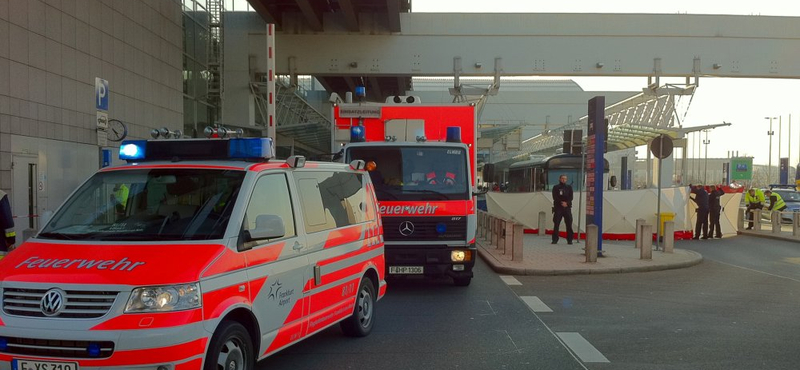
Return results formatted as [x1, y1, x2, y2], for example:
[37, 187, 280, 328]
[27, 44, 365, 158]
[649, 134, 673, 159]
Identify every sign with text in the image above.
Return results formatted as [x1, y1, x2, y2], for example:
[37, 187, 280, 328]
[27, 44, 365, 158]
[586, 96, 606, 251]
[338, 105, 382, 118]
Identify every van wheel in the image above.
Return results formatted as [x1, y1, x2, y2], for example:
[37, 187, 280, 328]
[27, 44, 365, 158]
[453, 277, 472, 287]
[340, 277, 376, 337]
[205, 321, 253, 370]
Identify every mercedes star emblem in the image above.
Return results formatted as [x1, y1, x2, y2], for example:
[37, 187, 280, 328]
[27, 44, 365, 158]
[399, 221, 415, 236]
[41, 288, 66, 317]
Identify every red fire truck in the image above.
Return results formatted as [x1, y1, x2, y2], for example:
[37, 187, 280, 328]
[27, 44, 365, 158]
[334, 98, 478, 286]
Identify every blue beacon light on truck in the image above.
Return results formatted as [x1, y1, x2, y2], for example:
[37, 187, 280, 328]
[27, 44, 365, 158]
[350, 126, 366, 142]
[229, 138, 274, 159]
[119, 140, 147, 160]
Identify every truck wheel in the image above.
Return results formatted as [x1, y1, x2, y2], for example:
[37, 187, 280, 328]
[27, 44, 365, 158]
[340, 277, 376, 337]
[205, 321, 254, 370]
[453, 277, 472, 287]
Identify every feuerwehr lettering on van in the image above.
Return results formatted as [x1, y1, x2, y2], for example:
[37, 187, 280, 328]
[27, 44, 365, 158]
[16, 256, 146, 271]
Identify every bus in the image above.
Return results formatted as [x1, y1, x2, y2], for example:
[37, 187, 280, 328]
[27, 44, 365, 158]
[507, 154, 610, 193]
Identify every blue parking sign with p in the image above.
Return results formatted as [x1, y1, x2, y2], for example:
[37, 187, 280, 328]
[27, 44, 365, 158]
[96, 77, 109, 111]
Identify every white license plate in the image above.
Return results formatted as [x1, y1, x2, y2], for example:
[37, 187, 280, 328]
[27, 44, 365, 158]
[13, 359, 79, 370]
[389, 266, 424, 274]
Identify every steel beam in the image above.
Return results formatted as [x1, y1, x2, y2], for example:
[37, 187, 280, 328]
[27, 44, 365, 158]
[246, 0, 280, 26]
[293, 0, 324, 32]
[337, 0, 360, 32]
[385, 0, 402, 32]
[263, 13, 800, 79]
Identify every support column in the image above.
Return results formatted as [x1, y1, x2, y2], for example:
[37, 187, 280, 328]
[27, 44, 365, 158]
[266, 23, 276, 140]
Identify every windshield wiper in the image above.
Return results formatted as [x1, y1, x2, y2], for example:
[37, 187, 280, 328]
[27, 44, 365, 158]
[96, 234, 184, 241]
[37, 232, 78, 240]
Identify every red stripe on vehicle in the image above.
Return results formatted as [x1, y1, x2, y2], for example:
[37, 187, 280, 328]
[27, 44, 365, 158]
[245, 242, 286, 267]
[284, 296, 308, 324]
[323, 225, 363, 249]
[203, 285, 250, 320]
[250, 276, 269, 298]
[379, 283, 387, 298]
[265, 319, 306, 354]
[202, 248, 246, 278]
[306, 298, 356, 335]
[248, 162, 290, 172]
[308, 278, 360, 315]
[91, 309, 203, 331]
[317, 240, 382, 267]
[175, 358, 203, 370]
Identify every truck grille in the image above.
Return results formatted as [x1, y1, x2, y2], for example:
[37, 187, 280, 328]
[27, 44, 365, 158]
[382, 216, 467, 241]
[0, 336, 114, 358]
[3, 288, 118, 319]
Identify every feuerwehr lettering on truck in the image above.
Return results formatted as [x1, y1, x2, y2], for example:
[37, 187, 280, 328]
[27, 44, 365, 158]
[16, 256, 146, 271]
[379, 203, 439, 215]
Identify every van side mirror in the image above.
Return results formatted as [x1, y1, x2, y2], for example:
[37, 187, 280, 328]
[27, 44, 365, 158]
[245, 215, 286, 242]
[473, 186, 488, 195]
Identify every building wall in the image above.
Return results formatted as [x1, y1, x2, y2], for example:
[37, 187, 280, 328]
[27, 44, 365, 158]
[0, 0, 183, 238]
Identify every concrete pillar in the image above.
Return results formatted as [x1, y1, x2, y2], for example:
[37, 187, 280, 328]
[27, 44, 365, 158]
[772, 211, 781, 234]
[512, 224, 524, 262]
[663, 221, 674, 253]
[490, 217, 498, 247]
[640, 224, 653, 260]
[754, 210, 762, 231]
[538, 211, 546, 236]
[635, 218, 645, 249]
[793, 211, 800, 237]
[586, 224, 598, 263]
[503, 220, 513, 253]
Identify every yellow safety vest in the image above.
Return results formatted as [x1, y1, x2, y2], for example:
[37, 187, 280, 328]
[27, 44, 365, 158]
[770, 193, 786, 211]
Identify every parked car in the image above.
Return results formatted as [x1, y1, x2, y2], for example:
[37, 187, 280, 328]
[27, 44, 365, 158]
[761, 188, 800, 223]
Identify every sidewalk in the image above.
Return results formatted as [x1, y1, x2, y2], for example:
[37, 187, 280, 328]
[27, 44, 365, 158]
[477, 233, 703, 276]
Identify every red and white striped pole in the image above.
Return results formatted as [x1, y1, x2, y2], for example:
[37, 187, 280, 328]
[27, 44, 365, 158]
[266, 23, 276, 141]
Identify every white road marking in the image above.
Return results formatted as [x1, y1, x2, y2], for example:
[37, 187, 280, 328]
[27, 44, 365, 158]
[499, 275, 522, 285]
[520, 296, 553, 313]
[557, 332, 610, 363]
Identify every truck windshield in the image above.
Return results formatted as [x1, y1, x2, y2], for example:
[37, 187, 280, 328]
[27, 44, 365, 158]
[349, 146, 469, 201]
[39, 169, 245, 241]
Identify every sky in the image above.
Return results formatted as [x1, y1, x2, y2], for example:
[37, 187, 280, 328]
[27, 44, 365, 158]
[411, 1, 800, 167]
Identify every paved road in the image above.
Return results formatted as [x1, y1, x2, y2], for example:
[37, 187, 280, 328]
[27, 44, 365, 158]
[258, 259, 586, 370]
[256, 236, 800, 369]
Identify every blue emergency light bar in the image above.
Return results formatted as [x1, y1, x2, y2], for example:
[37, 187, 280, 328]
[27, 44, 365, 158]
[350, 126, 366, 142]
[446, 127, 461, 143]
[119, 138, 274, 162]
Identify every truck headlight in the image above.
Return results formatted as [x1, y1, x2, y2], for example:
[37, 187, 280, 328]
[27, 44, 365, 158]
[125, 283, 201, 313]
[451, 250, 472, 262]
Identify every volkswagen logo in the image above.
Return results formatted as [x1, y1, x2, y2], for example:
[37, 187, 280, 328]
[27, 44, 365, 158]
[40, 288, 66, 317]
[399, 221, 415, 236]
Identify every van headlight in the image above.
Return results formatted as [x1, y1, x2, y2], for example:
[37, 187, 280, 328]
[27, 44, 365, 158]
[125, 283, 201, 313]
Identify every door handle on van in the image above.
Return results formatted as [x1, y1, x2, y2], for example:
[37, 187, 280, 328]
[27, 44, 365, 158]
[292, 241, 303, 251]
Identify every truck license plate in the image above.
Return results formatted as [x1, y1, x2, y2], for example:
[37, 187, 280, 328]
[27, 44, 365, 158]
[13, 359, 79, 370]
[389, 266, 423, 274]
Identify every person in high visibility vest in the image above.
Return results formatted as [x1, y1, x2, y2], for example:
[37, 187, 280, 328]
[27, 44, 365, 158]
[0, 190, 16, 255]
[744, 188, 765, 230]
[764, 190, 788, 222]
[112, 184, 130, 215]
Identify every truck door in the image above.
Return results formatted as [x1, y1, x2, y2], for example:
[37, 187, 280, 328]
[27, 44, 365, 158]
[242, 173, 308, 355]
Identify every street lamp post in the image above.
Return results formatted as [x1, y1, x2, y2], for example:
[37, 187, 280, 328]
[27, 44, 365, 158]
[703, 130, 710, 184]
[765, 117, 776, 185]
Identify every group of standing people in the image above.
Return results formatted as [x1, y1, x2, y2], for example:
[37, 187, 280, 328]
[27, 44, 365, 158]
[689, 184, 725, 239]
[744, 188, 787, 230]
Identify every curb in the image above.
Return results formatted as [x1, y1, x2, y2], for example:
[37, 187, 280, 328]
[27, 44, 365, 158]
[477, 242, 704, 276]
[738, 230, 800, 243]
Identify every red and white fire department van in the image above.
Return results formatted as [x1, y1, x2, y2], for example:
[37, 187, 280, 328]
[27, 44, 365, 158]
[333, 99, 479, 286]
[0, 136, 385, 370]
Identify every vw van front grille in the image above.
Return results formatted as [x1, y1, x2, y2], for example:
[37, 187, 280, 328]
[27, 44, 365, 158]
[0, 336, 114, 358]
[2, 288, 118, 319]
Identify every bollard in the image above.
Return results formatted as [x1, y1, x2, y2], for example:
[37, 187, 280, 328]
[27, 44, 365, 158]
[635, 219, 645, 249]
[478, 212, 484, 238]
[512, 223, 524, 262]
[490, 217, 498, 247]
[503, 220, 514, 254]
[640, 224, 653, 260]
[663, 221, 674, 253]
[538, 211, 546, 236]
[753, 210, 762, 231]
[772, 211, 781, 234]
[737, 208, 745, 231]
[585, 225, 598, 263]
[794, 211, 800, 237]
[498, 220, 507, 251]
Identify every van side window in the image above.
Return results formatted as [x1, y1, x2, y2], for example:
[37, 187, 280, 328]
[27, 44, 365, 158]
[244, 174, 296, 238]
[295, 172, 367, 233]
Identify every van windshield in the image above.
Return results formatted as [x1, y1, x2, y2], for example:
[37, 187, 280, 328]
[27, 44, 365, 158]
[39, 169, 245, 241]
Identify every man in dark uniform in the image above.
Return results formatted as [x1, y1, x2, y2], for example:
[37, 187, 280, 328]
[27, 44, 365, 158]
[0, 190, 16, 254]
[551, 174, 574, 245]
[690, 184, 709, 240]
[708, 185, 724, 238]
